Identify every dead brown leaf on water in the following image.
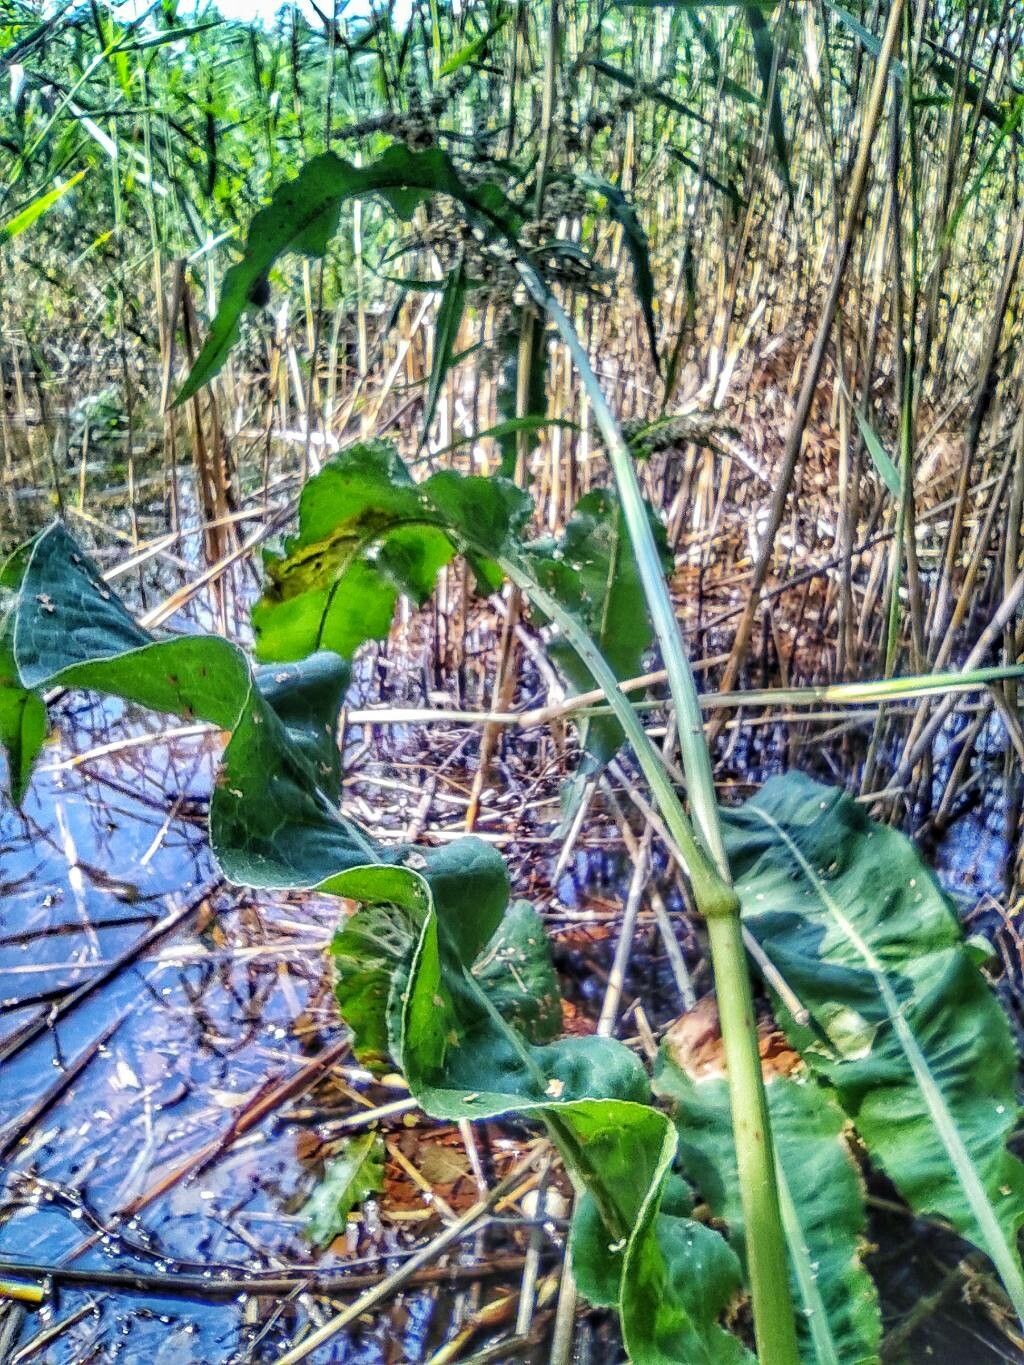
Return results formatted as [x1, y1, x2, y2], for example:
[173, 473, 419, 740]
[662, 996, 802, 1081]
[560, 999, 597, 1036]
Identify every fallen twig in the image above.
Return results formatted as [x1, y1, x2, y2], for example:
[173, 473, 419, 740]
[0, 1253, 543, 1303]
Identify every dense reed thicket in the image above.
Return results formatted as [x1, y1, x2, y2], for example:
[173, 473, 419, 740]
[4, 0, 1022, 823]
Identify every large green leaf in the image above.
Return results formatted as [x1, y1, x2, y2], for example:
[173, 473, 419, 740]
[0, 554, 48, 805]
[620, 1214, 752, 1364]
[1, 524, 743, 1360]
[470, 898, 563, 1044]
[255, 443, 666, 782]
[175, 145, 519, 405]
[572, 1171, 752, 1364]
[654, 1009, 881, 1365]
[329, 900, 416, 1071]
[723, 772, 1024, 1321]
[0, 684, 46, 806]
[0, 522, 374, 885]
[252, 440, 531, 663]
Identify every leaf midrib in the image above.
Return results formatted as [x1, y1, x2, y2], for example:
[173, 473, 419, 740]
[748, 804, 1024, 1321]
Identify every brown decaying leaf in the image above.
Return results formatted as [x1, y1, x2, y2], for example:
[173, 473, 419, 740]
[663, 996, 801, 1081]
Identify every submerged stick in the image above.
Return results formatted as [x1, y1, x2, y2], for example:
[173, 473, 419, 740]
[0, 1253, 542, 1303]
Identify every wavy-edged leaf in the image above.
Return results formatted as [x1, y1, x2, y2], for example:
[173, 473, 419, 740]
[573, 1170, 752, 1364]
[724, 771, 1024, 1322]
[0, 523, 377, 883]
[330, 899, 418, 1072]
[573, 1160, 751, 1364]
[654, 1003, 881, 1365]
[259, 443, 670, 784]
[325, 857, 649, 1121]
[304, 1133, 385, 1247]
[252, 440, 532, 663]
[621, 1214, 752, 1364]
[331, 837, 513, 1073]
[322, 853, 743, 1363]
[176, 145, 519, 404]
[250, 442, 669, 787]
[5, 529, 746, 1360]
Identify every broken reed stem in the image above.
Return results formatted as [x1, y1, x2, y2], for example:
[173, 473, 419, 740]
[600, 773, 696, 1010]
[885, 565, 1024, 793]
[597, 822, 654, 1035]
[465, 587, 521, 830]
[346, 663, 1024, 729]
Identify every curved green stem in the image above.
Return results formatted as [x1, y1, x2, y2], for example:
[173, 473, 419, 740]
[511, 265, 801, 1365]
[524, 276, 729, 871]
